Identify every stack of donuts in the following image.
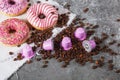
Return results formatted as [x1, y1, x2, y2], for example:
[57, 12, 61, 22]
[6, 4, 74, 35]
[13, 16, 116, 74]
[0, 0, 58, 46]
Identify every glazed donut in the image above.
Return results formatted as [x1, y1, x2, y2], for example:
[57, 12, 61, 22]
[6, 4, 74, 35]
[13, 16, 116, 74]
[0, 18, 29, 46]
[0, 0, 28, 16]
[27, 3, 58, 30]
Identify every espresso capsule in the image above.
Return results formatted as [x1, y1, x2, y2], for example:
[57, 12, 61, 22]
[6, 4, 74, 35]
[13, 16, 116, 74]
[61, 37, 72, 50]
[74, 27, 86, 41]
[43, 39, 54, 50]
[82, 40, 96, 52]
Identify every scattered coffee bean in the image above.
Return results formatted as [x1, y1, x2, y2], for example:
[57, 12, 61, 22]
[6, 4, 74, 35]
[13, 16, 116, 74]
[61, 64, 67, 68]
[83, 8, 89, 13]
[117, 43, 120, 47]
[37, 1, 41, 3]
[109, 40, 116, 45]
[108, 64, 114, 70]
[17, 45, 21, 47]
[57, 59, 62, 62]
[111, 34, 115, 37]
[109, 51, 117, 56]
[92, 65, 98, 69]
[92, 25, 99, 29]
[43, 61, 49, 64]
[101, 33, 109, 40]
[26, 60, 32, 64]
[9, 52, 14, 55]
[17, 53, 23, 60]
[28, 3, 31, 6]
[13, 58, 17, 61]
[100, 56, 105, 61]
[64, 4, 71, 10]
[108, 60, 113, 64]
[95, 60, 104, 67]
[116, 19, 120, 22]
[32, 46, 37, 52]
[115, 69, 120, 73]
[42, 65, 48, 68]
[36, 58, 41, 61]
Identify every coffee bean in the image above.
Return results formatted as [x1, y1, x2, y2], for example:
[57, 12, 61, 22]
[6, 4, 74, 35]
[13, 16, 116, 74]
[9, 52, 14, 55]
[108, 60, 113, 64]
[13, 58, 17, 61]
[36, 58, 41, 61]
[17, 45, 21, 47]
[37, 1, 41, 3]
[26, 60, 32, 64]
[115, 69, 120, 73]
[100, 56, 105, 61]
[61, 64, 67, 68]
[83, 8, 89, 13]
[28, 3, 31, 6]
[108, 64, 114, 70]
[92, 65, 98, 69]
[42, 65, 48, 68]
[117, 43, 120, 47]
[111, 34, 115, 37]
[116, 19, 120, 22]
[43, 61, 49, 64]
[109, 40, 116, 45]
[92, 25, 99, 29]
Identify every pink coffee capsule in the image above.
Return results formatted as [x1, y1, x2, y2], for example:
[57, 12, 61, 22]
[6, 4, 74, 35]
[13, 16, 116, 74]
[21, 44, 35, 59]
[43, 39, 54, 50]
[61, 37, 72, 50]
[74, 27, 86, 41]
[82, 40, 96, 52]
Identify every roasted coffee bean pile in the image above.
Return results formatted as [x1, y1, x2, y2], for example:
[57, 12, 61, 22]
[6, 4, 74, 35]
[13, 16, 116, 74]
[56, 14, 69, 27]
[10, 2, 120, 73]
[26, 27, 53, 46]
[37, 24, 101, 67]
[36, 17, 120, 73]
[11, 17, 120, 74]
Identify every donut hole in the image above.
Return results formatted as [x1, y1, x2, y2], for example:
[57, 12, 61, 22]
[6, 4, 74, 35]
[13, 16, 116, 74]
[8, 0, 16, 5]
[8, 28, 16, 34]
[38, 13, 46, 19]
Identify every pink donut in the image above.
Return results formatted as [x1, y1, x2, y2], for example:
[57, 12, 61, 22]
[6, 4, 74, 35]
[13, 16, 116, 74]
[27, 3, 58, 30]
[0, 18, 29, 46]
[0, 0, 28, 16]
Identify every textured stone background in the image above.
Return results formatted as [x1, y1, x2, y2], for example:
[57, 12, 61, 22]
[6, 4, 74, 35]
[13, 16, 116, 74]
[9, 0, 120, 80]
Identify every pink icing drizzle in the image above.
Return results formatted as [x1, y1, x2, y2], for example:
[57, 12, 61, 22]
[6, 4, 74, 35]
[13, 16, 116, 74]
[0, 0, 28, 15]
[27, 3, 58, 30]
[0, 18, 29, 45]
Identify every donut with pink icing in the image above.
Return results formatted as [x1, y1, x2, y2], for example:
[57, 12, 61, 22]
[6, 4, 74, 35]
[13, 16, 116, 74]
[0, 18, 29, 46]
[27, 3, 58, 30]
[0, 0, 28, 16]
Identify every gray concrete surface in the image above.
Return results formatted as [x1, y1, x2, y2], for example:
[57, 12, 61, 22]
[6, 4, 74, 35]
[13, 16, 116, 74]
[9, 0, 120, 80]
